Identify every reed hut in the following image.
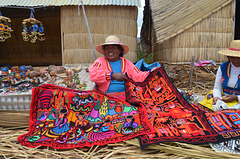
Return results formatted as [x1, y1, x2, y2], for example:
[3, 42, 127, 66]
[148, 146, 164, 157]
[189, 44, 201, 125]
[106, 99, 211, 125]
[141, 0, 236, 64]
[0, 0, 140, 67]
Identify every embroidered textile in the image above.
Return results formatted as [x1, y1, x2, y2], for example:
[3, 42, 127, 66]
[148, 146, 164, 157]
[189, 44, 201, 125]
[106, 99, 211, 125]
[125, 67, 240, 149]
[18, 84, 154, 149]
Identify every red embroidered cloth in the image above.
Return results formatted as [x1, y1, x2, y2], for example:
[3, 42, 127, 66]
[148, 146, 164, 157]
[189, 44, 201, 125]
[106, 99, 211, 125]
[125, 67, 240, 148]
[18, 84, 154, 149]
[18, 67, 240, 150]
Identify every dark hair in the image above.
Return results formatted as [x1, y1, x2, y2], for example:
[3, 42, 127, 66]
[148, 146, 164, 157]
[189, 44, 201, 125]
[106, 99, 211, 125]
[77, 112, 85, 116]
[59, 109, 68, 124]
[126, 115, 135, 127]
[103, 45, 123, 57]
[104, 119, 111, 123]
[60, 109, 68, 114]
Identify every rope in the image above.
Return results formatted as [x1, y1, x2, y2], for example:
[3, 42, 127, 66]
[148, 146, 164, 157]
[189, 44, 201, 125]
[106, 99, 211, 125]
[78, 0, 96, 61]
[30, 8, 35, 19]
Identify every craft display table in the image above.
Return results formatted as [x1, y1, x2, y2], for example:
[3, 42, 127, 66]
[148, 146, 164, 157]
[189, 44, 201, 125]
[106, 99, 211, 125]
[0, 65, 95, 127]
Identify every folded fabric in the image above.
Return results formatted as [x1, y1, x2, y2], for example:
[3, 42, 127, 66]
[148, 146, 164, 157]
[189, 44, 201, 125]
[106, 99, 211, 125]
[210, 140, 240, 154]
[135, 59, 161, 71]
[212, 100, 229, 111]
[200, 90, 238, 110]
[18, 84, 154, 149]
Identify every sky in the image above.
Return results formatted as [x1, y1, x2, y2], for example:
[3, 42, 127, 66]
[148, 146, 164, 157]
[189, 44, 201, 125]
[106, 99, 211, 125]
[137, 0, 145, 37]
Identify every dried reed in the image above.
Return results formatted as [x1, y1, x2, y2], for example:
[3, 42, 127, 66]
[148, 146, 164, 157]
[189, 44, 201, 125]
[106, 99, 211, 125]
[1, 127, 240, 159]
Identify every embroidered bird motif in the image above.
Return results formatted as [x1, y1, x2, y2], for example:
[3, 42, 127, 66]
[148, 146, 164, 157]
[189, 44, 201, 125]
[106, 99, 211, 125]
[48, 108, 56, 120]
[37, 111, 48, 122]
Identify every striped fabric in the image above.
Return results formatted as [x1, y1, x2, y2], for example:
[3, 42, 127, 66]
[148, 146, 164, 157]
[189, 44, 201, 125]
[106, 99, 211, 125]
[227, 62, 231, 78]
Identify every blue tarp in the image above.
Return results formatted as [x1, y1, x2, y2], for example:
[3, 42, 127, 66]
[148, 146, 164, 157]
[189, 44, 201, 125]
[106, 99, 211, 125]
[135, 59, 161, 71]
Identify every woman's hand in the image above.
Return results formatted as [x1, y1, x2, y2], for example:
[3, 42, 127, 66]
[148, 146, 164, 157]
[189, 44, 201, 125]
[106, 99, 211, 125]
[222, 95, 238, 103]
[213, 97, 221, 105]
[112, 73, 127, 81]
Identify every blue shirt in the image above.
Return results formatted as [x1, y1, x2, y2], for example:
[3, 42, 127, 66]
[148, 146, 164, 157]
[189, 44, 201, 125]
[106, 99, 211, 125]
[107, 59, 125, 93]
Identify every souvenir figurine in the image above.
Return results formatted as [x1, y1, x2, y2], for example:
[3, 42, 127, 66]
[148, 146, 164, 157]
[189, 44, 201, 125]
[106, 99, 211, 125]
[78, 81, 87, 90]
[26, 70, 38, 79]
[73, 64, 82, 73]
[48, 70, 57, 84]
[1, 66, 8, 75]
[31, 77, 40, 84]
[26, 69, 41, 84]
[34, 67, 47, 77]
[20, 72, 26, 80]
[41, 71, 48, 81]
[74, 73, 80, 85]
[63, 68, 73, 86]
[9, 73, 16, 85]
[48, 65, 66, 74]
[11, 66, 19, 73]
[60, 68, 74, 88]
[2, 74, 10, 87]
[20, 65, 26, 72]
[85, 63, 91, 72]
[15, 71, 21, 81]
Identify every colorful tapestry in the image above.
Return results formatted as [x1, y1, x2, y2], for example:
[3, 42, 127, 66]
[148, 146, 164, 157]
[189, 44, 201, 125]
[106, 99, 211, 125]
[125, 67, 240, 149]
[18, 84, 154, 149]
[195, 102, 240, 153]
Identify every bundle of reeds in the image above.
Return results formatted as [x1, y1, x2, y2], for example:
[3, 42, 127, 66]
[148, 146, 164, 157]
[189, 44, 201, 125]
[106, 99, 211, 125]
[0, 111, 29, 128]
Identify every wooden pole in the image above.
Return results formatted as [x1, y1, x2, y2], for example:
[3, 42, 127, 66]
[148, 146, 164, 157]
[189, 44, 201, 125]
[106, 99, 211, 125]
[189, 55, 195, 88]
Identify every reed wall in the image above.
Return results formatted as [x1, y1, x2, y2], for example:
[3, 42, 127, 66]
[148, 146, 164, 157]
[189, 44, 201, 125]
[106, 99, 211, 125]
[152, 1, 234, 64]
[61, 5, 138, 64]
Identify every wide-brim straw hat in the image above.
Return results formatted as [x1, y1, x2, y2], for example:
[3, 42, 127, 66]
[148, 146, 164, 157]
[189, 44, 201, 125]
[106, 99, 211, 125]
[219, 40, 240, 57]
[96, 35, 129, 55]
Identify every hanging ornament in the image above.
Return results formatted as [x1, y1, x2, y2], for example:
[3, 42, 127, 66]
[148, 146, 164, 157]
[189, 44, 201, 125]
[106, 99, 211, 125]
[22, 8, 45, 43]
[0, 15, 13, 42]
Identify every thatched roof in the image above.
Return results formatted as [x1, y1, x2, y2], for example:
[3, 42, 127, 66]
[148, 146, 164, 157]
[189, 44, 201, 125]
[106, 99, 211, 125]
[0, 0, 141, 7]
[141, 0, 233, 46]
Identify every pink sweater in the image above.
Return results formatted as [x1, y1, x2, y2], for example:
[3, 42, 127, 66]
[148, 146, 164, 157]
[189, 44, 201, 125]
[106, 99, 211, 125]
[89, 57, 150, 93]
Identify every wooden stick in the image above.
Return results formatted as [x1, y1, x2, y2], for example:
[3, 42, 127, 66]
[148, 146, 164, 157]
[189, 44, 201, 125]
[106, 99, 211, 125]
[189, 56, 195, 88]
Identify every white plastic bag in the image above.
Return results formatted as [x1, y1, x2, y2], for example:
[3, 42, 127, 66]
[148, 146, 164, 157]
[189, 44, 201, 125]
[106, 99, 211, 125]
[212, 100, 229, 111]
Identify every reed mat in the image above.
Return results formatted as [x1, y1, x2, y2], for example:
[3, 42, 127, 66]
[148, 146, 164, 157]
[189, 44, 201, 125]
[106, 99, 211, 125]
[1, 127, 240, 159]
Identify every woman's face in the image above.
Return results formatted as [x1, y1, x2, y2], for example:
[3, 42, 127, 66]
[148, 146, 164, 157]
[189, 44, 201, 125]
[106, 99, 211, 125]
[103, 45, 121, 62]
[59, 113, 64, 119]
[126, 118, 132, 122]
[229, 56, 240, 67]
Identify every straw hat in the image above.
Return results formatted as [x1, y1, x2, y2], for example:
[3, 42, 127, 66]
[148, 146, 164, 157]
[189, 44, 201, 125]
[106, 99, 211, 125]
[219, 40, 240, 57]
[96, 35, 129, 55]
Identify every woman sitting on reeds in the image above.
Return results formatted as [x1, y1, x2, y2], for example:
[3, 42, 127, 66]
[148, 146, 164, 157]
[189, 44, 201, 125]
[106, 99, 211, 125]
[201, 40, 240, 153]
[89, 35, 158, 94]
